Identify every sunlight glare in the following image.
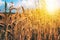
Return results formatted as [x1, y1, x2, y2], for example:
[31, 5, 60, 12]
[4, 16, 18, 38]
[46, 0, 55, 12]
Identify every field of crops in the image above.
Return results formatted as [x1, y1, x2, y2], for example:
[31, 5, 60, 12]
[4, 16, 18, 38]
[0, 8, 60, 40]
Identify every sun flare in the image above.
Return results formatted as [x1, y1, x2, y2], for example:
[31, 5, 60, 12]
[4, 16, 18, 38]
[45, 0, 59, 15]
[46, 0, 55, 12]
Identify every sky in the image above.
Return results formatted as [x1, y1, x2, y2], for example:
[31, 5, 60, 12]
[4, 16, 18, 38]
[0, 0, 60, 12]
[0, 0, 38, 12]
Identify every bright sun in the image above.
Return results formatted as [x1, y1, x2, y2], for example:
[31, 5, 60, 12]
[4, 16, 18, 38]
[45, 0, 57, 15]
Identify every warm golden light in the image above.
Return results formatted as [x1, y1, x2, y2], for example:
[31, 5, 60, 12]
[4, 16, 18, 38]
[45, 0, 60, 15]
[39, 0, 59, 15]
